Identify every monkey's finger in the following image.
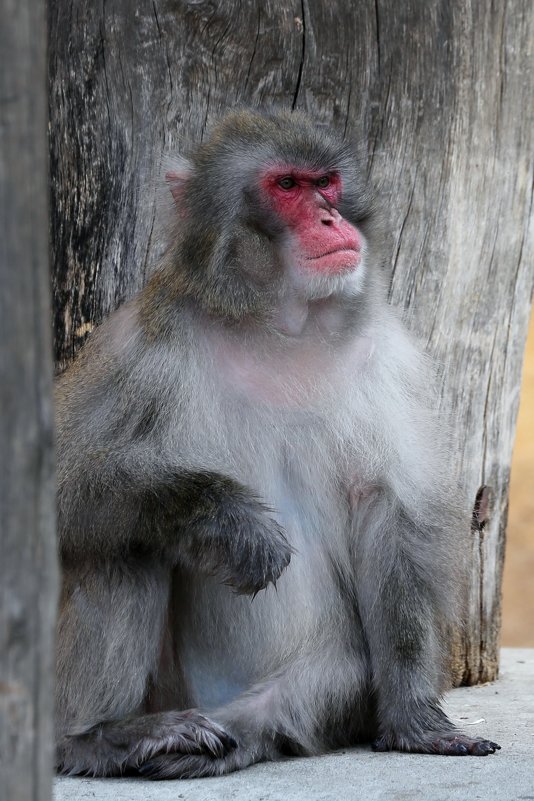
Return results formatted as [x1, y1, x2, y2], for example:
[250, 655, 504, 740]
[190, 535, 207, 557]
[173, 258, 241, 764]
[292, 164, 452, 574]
[153, 714, 237, 759]
[139, 750, 240, 780]
[189, 719, 238, 757]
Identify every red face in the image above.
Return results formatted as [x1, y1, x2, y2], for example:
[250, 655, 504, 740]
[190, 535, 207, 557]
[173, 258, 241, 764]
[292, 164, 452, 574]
[260, 167, 362, 274]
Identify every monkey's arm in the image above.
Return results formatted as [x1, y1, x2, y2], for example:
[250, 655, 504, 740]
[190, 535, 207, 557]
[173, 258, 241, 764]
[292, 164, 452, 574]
[55, 304, 291, 592]
[354, 492, 499, 756]
[57, 461, 291, 594]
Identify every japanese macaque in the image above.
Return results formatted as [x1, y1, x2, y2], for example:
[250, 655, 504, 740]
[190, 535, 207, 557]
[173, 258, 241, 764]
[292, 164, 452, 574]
[55, 109, 500, 779]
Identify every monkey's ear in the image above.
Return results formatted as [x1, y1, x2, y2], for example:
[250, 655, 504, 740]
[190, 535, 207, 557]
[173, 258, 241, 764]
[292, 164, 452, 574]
[165, 158, 193, 205]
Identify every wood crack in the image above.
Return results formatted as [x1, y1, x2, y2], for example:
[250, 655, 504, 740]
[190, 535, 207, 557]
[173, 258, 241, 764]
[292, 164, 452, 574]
[292, 0, 306, 111]
[374, 0, 381, 79]
[152, 0, 174, 119]
[388, 167, 418, 300]
[481, 329, 498, 476]
[100, 0, 112, 128]
[244, 7, 261, 92]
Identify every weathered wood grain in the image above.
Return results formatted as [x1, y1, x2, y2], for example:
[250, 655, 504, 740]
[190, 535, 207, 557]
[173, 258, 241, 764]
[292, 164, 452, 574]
[48, 0, 534, 683]
[0, 1, 57, 799]
[366, 1, 534, 683]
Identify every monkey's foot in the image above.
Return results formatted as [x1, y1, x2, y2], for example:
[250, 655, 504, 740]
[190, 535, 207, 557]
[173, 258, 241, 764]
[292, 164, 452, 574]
[372, 732, 501, 757]
[429, 734, 501, 756]
[56, 710, 236, 777]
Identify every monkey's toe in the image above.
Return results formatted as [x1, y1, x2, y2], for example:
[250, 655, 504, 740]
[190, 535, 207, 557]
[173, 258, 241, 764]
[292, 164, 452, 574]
[372, 731, 501, 757]
[473, 740, 501, 756]
[431, 735, 501, 756]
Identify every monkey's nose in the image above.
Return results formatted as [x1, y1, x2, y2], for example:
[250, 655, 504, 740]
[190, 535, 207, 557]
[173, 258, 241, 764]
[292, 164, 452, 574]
[320, 208, 341, 226]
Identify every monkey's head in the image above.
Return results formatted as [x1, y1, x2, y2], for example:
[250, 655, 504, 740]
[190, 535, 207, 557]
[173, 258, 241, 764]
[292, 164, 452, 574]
[165, 109, 377, 325]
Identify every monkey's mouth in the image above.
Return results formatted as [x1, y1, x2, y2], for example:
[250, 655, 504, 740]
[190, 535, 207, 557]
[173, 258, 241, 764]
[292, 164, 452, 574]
[306, 247, 360, 260]
[304, 248, 361, 273]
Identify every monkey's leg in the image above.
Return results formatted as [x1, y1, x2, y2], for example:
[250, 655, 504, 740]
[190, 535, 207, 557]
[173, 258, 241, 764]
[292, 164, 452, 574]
[354, 496, 500, 757]
[56, 469, 291, 776]
[55, 559, 235, 776]
[135, 647, 371, 779]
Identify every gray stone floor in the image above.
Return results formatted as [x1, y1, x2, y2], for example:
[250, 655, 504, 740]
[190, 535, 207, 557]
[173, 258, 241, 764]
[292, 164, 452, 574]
[55, 648, 534, 801]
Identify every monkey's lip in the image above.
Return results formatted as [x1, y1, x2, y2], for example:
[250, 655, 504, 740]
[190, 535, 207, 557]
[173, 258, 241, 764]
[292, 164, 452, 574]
[305, 247, 361, 261]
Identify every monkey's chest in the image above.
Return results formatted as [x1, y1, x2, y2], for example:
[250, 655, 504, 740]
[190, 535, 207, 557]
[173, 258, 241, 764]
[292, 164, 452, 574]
[172, 345, 373, 709]
[211, 332, 374, 410]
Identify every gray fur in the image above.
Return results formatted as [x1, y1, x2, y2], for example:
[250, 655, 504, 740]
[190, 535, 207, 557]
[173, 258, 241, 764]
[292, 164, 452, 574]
[55, 109, 499, 778]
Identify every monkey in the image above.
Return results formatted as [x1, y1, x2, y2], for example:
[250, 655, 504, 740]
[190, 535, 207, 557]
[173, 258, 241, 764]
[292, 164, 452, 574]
[54, 108, 500, 779]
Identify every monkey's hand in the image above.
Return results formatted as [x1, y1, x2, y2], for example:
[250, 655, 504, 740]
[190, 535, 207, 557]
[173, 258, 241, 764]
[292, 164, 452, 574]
[56, 710, 237, 777]
[180, 483, 293, 595]
[372, 730, 501, 757]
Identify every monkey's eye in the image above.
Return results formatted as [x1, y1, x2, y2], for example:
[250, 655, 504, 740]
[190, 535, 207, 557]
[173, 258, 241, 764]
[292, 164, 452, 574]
[278, 176, 297, 190]
[316, 176, 330, 188]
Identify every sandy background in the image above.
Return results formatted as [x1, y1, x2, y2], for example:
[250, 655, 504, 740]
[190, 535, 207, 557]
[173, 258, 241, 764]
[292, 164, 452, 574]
[502, 313, 534, 646]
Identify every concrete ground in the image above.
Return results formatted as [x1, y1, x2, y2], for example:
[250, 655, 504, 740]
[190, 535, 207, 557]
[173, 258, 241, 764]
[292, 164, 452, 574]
[55, 648, 534, 801]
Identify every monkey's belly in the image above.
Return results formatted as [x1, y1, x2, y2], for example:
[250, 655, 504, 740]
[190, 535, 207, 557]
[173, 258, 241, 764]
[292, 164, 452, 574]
[174, 489, 351, 710]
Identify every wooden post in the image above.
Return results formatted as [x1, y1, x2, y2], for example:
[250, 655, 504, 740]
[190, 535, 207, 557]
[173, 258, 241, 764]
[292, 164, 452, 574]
[0, 1, 57, 800]
[48, 0, 534, 684]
